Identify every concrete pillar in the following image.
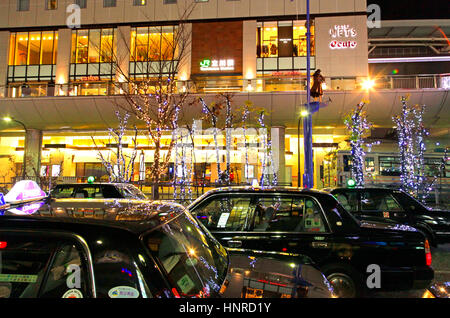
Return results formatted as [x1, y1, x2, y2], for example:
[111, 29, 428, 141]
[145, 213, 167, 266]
[55, 28, 72, 95]
[116, 25, 131, 91]
[271, 126, 286, 185]
[0, 31, 10, 97]
[243, 20, 257, 89]
[177, 23, 192, 91]
[24, 129, 43, 182]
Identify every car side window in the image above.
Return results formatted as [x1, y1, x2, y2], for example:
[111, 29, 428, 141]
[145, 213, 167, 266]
[52, 186, 76, 198]
[0, 235, 92, 298]
[252, 196, 327, 233]
[192, 196, 252, 231]
[334, 192, 358, 212]
[361, 191, 403, 212]
[74, 186, 102, 199]
[40, 243, 91, 298]
[252, 197, 293, 231]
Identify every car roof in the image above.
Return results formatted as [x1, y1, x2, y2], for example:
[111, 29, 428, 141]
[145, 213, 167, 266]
[328, 187, 401, 192]
[199, 186, 329, 194]
[1, 198, 186, 235]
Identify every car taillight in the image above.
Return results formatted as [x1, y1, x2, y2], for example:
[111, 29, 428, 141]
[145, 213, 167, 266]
[425, 239, 432, 266]
[0, 241, 7, 249]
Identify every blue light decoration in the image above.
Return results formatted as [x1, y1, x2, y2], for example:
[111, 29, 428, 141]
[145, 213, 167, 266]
[344, 101, 376, 188]
[393, 97, 435, 202]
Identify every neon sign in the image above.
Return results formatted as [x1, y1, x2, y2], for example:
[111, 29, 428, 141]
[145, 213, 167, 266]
[200, 59, 235, 71]
[329, 24, 357, 50]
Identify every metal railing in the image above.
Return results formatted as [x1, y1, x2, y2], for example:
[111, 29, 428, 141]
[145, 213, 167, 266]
[2, 73, 448, 98]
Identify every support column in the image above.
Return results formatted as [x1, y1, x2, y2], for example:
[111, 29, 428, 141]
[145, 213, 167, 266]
[55, 28, 72, 95]
[116, 25, 131, 93]
[0, 31, 10, 97]
[243, 20, 257, 90]
[271, 126, 286, 185]
[177, 23, 192, 91]
[24, 129, 43, 182]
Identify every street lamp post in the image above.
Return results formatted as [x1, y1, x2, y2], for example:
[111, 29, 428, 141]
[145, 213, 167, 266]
[303, 0, 314, 189]
[3, 117, 27, 179]
[297, 109, 308, 188]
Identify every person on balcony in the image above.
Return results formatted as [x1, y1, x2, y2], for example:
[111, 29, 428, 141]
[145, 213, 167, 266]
[310, 69, 325, 103]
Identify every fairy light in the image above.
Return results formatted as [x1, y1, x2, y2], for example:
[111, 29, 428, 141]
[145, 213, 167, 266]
[344, 101, 375, 187]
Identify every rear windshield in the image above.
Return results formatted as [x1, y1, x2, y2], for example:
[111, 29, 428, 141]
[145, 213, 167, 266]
[144, 212, 228, 298]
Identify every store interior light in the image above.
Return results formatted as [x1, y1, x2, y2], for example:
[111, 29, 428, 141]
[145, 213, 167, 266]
[3, 117, 12, 122]
[300, 110, 309, 117]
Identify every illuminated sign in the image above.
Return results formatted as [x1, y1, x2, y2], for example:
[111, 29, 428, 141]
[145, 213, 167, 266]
[200, 59, 235, 72]
[329, 25, 357, 50]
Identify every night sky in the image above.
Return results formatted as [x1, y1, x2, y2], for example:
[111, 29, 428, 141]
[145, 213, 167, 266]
[367, 0, 450, 19]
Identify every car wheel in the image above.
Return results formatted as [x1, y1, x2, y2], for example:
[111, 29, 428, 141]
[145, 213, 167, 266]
[322, 264, 363, 298]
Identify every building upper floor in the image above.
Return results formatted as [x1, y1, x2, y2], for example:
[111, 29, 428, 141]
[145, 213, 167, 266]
[0, 0, 367, 29]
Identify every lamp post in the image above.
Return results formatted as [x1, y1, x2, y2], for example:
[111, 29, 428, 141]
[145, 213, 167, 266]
[303, 0, 314, 189]
[3, 117, 27, 179]
[297, 109, 309, 188]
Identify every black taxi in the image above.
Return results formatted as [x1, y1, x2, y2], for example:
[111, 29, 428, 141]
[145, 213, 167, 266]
[187, 186, 434, 298]
[0, 196, 334, 299]
[328, 187, 450, 246]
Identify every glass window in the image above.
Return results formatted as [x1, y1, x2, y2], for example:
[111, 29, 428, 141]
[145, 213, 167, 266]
[379, 156, 401, 176]
[133, 0, 146, 5]
[0, 235, 91, 298]
[46, 0, 58, 10]
[253, 196, 326, 232]
[365, 157, 375, 173]
[252, 196, 292, 231]
[103, 0, 116, 7]
[9, 32, 58, 66]
[93, 247, 152, 298]
[75, 0, 87, 8]
[164, 0, 177, 4]
[334, 191, 358, 212]
[51, 185, 76, 198]
[71, 28, 116, 64]
[193, 196, 252, 231]
[40, 244, 90, 298]
[257, 20, 315, 58]
[361, 191, 403, 212]
[17, 0, 29, 11]
[145, 213, 228, 297]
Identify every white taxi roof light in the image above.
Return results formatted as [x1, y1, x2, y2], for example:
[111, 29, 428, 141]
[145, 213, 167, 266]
[4, 180, 46, 203]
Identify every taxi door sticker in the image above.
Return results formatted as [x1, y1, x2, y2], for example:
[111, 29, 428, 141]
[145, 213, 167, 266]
[177, 274, 195, 295]
[383, 211, 390, 218]
[0, 274, 38, 283]
[62, 289, 83, 298]
[217, 213, 230, 228]
[108, 286, 140, 298]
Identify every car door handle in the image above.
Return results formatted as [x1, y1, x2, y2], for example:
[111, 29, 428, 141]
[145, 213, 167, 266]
[312, 242, 329, 248]
[227, 240, 242, 248]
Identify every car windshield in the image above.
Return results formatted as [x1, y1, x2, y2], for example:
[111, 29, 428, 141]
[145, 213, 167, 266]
[144, 212, 228, 298]
[117, 185, 147, 200]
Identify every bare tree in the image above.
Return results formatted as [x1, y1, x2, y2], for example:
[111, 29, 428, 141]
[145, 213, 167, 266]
[92, 111, 139, 183]
[109, 3, 196, 190]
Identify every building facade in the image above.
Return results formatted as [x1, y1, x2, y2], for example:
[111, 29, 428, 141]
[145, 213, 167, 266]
[0, 0, 448, 200]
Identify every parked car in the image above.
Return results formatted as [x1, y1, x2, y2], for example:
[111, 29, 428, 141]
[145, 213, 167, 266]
[0, 197, 334, 299]
[327, 187, 450, 246]
[187, 186, 434, 298]
[50, 182, 147, 200]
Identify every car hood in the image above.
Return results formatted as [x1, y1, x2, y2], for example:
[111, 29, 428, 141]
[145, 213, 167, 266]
[219, 251, 334, 298]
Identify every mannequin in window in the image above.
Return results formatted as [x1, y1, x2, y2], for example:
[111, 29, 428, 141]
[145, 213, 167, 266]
[310, 69, 325, 102]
